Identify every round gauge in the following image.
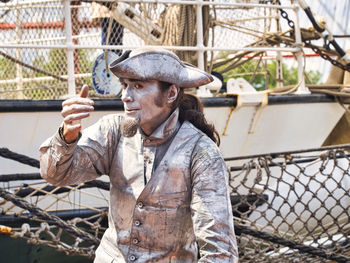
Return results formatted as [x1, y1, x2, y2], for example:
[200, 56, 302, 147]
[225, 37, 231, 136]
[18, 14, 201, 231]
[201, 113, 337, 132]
[92, 51, 122, 96]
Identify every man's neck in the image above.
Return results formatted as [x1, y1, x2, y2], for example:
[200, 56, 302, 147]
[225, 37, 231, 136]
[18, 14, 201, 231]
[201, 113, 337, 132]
[140, 108, 179, 140]
[140, 109, 174, 136]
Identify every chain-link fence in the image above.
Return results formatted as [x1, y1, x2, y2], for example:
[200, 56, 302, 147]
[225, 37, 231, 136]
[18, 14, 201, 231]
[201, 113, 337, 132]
[1, 0, 315, 99]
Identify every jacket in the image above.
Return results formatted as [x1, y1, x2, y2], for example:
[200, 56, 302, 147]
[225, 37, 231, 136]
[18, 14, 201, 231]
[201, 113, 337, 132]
[39, 108, 239, 262]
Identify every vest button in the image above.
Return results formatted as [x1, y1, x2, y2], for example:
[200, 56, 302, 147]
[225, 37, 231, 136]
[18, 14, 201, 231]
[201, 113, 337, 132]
[134, 220, 141, 226]
[129, 255, 136, 261]
[137, 202, 143, 208]
[132, 238, 139, 244]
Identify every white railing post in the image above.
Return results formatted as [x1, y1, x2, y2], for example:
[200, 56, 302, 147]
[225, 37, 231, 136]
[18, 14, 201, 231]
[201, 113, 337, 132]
[64, 0, 76, 96]
[15, 7, 23, 99]
[196, 0, 205, 71]
[292, 1, 310, 94]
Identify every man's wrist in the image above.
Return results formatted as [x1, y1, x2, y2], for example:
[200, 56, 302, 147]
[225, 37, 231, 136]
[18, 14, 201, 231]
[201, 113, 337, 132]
[59, 126, 80, 144]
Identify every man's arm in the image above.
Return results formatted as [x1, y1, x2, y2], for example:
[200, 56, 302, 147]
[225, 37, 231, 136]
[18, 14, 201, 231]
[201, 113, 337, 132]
[190, 137, 239, 262]
[39, 85, 119, 186]
[39, 114, 120, 186]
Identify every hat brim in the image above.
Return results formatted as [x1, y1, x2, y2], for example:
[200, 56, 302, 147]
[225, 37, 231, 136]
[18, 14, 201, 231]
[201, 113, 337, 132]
[109, 50, 213, 88]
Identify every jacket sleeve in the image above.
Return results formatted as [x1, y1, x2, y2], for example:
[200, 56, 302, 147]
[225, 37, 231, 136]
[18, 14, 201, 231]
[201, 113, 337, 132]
[39, 114, 121, 186]
[190, 136, 239, 262]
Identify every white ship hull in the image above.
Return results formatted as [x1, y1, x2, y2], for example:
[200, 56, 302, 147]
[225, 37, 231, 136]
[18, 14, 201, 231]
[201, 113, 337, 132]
[0, 95, 345, 173]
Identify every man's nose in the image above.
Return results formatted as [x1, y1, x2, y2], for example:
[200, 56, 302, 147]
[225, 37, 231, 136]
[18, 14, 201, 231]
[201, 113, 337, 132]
[121, 87, 133, 102]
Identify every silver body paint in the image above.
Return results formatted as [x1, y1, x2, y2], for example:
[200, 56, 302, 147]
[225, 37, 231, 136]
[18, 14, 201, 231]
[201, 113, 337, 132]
[121, 79, 169, 136]
[39, 109, 238, 262]
[109, 49, 213, 88]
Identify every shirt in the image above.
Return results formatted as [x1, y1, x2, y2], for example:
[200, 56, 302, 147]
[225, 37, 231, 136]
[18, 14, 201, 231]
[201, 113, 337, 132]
[39, 108, 239, 262]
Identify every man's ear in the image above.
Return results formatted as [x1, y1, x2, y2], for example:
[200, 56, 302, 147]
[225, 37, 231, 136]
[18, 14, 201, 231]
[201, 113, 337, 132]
[167, 84, 179, 104]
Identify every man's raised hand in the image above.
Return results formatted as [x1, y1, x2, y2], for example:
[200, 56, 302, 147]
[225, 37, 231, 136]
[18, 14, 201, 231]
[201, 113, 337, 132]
[61, 85, 94, 143]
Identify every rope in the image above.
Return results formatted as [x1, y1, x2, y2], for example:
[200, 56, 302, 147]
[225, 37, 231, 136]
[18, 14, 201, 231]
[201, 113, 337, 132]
[0, 50, 67, 83]
[0, 187, 100, 245]
[0, 148, 40, 168]
[0, 148, 110, 190]
[161, 5, 197, 65]
[224, 143, 350, 161]
[0, 173, 41, 182]
[85, 180, 110, 191]
[235, 224, 350, 263]
[0, 50, 84, 87]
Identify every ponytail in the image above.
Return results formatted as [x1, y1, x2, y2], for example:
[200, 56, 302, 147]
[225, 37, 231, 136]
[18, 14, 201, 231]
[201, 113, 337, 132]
[159, 81, 220, 146]
[177, 91, 220, 146]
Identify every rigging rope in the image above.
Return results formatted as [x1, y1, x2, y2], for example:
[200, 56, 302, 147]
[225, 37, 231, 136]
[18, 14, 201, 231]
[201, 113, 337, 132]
[0, 148, 110, 190]
[0, 51, 85, 88]
[0, 147, 40, 168]
[1, 146, 350, 261]
[235, 224, 350, 263]
[161, 4, 196, 65]
[0, 187, 100, 245]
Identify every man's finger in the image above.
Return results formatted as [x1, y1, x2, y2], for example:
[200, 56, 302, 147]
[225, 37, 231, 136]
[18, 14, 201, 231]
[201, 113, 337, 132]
[61, 104, 94, 118]
[62, 97, 94, 107]
[80, 84, 89, 98]
[63, 112, 91, 124]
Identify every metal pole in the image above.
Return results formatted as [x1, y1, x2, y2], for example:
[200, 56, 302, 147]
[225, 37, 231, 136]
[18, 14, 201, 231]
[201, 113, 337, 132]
[15, 6, 23, 99]
[196, 0, 204, 71]
[5, 0, 296, 9]
[292, 1, 309, 94]
[0, 44, 302, 53]
[64, 0, 76, 96]
[275, 9, 283, 90]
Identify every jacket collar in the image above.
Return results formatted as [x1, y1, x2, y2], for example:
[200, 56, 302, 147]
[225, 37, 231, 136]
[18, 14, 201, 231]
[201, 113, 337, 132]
[141, 108, 180, 146]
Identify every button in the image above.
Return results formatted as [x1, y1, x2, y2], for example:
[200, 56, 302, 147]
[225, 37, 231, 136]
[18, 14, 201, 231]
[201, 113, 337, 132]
[137, 202, 143, 208]
[132, 238, 139, 244]
[128, 255, 136, 261]
[134, 220, 141, 226]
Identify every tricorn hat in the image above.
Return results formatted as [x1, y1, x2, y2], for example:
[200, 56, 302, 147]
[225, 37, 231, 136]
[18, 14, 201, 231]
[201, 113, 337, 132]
[109, 47, 213, 88]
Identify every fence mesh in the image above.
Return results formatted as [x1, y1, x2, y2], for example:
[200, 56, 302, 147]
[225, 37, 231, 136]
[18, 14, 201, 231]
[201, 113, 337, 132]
[1, 0, 307, 99]
[0, 145, 349, 261]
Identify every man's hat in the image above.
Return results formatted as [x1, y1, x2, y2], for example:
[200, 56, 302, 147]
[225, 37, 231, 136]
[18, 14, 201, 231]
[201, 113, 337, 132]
[109, 47, 213, 88]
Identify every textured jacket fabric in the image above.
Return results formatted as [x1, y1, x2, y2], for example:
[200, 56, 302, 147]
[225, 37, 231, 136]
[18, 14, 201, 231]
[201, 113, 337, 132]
[39, 109, 238, 262]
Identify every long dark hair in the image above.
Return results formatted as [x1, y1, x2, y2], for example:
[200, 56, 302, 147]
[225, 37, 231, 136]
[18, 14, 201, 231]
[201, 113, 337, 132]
[160, 82, 220, 146]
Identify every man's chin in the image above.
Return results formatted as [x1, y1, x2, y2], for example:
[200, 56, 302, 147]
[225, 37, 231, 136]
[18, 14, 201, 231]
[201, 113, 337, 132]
[121, 117, 139, 138]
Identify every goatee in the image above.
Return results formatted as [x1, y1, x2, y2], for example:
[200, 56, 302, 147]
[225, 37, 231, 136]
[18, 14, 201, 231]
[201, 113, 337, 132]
[121, 117, 139, 137]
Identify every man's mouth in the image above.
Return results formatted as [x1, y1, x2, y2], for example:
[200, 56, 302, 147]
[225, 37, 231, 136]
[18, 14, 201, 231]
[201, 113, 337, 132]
[125, 108, 139, 114]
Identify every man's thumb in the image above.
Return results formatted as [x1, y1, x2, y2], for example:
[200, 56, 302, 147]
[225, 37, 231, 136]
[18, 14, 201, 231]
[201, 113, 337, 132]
[80, 85, 89, 98]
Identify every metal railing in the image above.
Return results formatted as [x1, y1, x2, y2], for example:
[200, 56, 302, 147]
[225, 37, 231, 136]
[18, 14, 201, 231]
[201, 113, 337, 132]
[0, 0, 308, 99]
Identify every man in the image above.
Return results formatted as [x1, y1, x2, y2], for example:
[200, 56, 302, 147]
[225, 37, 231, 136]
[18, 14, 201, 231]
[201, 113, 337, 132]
[40, 48, 238, 262]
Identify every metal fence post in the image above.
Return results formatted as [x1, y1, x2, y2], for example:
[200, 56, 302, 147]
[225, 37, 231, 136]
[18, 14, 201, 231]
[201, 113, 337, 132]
[292, 1, 310, 94]
[196, 0, 205, 71]
[64, 0, 76, 96]
[15, 7, 23, 99]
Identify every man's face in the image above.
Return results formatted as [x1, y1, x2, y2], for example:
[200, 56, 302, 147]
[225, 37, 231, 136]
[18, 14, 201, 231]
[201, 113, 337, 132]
[121, 79, 170, 136]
